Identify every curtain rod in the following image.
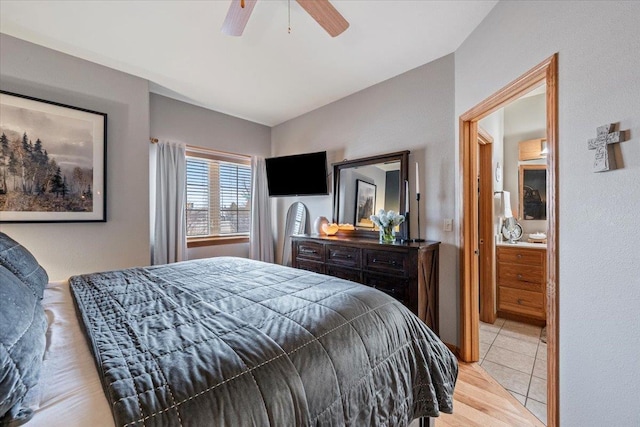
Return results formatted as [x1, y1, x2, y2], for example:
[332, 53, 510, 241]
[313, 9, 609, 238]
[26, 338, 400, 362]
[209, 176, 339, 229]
[150, 137, 251, 162]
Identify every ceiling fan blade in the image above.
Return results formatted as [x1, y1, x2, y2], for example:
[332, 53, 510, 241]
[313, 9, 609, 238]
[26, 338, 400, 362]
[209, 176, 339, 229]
[296, 0, 349, 37]
[221, 0, 258, 36]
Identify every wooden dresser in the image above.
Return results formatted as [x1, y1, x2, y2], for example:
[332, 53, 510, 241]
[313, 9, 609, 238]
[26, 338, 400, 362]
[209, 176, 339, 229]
[496, 244, 547, 325]
[291, 235, 440, 335]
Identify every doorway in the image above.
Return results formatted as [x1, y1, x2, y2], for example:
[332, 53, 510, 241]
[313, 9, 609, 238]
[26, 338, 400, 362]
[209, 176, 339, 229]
[458, 54, 558, 426]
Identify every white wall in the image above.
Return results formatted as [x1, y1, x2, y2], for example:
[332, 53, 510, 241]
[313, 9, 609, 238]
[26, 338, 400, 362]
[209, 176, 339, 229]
[272, 54, 458, 344]
[0, 34, 150, 280]
[479, 108, 504, 192]
[479, 108, 505, 242]
[503, 93, 546, 235]
[480, 94, 547, 240]
[149, 93, 271, 260]
[455, 1, 640, 424]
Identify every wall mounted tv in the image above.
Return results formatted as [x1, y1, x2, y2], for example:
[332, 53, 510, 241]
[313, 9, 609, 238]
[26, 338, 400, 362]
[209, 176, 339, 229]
[265, 151, 328, 197]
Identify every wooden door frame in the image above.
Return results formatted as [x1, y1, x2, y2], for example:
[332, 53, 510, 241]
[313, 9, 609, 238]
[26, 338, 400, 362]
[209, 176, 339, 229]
[459, 54, 558, 426]
[478, 128, 497, 324]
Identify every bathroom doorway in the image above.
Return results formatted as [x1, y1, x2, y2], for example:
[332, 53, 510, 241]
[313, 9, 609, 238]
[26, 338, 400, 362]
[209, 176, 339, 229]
[459, 54, 558, 426]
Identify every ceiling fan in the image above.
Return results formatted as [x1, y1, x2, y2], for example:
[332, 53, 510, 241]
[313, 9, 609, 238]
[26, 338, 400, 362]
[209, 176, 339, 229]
[222, 0, 349, 37]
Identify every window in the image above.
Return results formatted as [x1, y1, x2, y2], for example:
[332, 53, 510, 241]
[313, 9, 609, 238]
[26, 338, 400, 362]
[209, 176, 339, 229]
[186, 148, 251, 245]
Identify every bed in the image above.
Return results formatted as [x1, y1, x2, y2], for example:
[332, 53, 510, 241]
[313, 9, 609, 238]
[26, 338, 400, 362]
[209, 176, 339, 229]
[1, 232, 457, 427]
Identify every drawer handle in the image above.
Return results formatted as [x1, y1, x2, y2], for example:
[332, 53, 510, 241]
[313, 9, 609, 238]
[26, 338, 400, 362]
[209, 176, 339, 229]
[517, 254, 522, 259]
[372, 258, 398, 266]
[335, 253, 353, 259]
[517, 298, 524, 305]
[517, 274, 523, 279]
[301, 249, 317, 254]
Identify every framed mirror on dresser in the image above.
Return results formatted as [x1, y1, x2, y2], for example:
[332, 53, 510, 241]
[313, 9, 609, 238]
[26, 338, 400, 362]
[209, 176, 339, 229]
[332, 150, 410, 240]
[291, 151, 441, 335]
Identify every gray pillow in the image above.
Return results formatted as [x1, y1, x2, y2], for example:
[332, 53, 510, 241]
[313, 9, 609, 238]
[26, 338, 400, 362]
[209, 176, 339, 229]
[0, 265, 47, 426]
[0, 233, 48, 299]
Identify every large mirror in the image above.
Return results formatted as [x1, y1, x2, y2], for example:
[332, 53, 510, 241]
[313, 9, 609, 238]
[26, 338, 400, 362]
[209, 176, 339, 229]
[282, 202, 308, 266]
[519, 164, 547, 220]
[333, 151, 409, 239]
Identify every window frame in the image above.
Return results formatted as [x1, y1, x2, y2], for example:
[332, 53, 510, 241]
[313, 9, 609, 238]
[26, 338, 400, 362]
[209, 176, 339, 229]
[185, 146, 251, 247]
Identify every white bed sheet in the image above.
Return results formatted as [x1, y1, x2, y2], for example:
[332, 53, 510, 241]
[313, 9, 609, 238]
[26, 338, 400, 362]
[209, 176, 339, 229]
[30, 281, 113, 427]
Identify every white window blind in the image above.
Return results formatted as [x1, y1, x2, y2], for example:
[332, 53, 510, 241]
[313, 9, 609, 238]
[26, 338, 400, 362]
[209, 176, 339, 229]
[186, 149, 251, 238]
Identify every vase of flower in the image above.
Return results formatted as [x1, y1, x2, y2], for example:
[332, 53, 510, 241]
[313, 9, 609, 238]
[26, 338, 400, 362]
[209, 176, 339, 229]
[379, 225, 395, 243]
[370, 209, 405, 244]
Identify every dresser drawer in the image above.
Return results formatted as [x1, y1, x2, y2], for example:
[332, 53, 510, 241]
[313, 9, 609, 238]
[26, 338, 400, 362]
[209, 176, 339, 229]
[497, 247, 544, 266]
[326, 245, 360, 268]
[295, 241, 324, 261]
[497, 262, 545, 288]
[327, 265, 361, 283]
[498, 286, 545, 319]
[295, 259, 325, 274]
[363, 272, 407, 304]
[363, 249, 406, 275]
[290, 236, 441, 336]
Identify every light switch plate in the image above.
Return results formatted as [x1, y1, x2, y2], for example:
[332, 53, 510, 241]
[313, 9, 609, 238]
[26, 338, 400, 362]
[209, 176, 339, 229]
[443, 218, 453, 232]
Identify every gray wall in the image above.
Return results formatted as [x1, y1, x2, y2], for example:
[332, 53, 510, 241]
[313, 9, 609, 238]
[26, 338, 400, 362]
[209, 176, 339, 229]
[272, 54, 458, 344]
[0, 34, 150, 280]
[149, 93, 271, 260]
[455, 1, 640, 424]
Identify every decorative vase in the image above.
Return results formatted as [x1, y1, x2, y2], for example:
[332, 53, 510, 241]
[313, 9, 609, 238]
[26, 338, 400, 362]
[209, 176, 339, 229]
[379, 225, 395, 243]
[313, 216, 329, 235]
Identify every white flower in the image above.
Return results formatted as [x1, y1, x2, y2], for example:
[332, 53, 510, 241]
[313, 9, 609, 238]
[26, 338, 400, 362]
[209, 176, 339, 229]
[369, 209, 405, 229]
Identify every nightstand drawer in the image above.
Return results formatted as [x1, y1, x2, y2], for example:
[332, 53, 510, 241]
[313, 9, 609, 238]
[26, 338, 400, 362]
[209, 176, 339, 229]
[498, 286, 545, 319]
[497, 247, 544, 266]
[295, 241, 324, 261]
[363, 250, 406, 274]
[327, 245, 360, 268]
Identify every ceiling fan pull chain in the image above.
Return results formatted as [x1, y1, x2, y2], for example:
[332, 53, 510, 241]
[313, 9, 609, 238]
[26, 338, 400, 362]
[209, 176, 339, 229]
[222, 0, 348, 37]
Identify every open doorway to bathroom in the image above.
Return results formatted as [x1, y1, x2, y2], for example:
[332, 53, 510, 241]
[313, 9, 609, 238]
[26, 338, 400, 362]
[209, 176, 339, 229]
[458, 54, 558, 426]
[476, 86, 548, 423]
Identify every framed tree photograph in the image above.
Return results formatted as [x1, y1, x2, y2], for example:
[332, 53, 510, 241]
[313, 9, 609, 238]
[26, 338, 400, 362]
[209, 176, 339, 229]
[354, 179, 376, 228]
[0, 91, 106, 222]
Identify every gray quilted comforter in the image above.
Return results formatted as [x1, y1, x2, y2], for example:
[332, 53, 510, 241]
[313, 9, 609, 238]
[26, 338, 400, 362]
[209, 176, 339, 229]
[70, 257, 457, 427]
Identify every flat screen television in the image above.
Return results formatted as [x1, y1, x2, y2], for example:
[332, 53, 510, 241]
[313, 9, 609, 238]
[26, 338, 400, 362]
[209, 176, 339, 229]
[265, 151, 328, 197]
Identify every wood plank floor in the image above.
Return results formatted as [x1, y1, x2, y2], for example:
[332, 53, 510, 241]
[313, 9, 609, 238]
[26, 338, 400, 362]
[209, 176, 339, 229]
[434, 361, 545, 427]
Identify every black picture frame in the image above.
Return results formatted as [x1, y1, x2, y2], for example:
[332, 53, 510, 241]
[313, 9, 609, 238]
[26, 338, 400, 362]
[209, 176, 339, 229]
[354, 179, 376, 228]
[0, 90, 107, 222]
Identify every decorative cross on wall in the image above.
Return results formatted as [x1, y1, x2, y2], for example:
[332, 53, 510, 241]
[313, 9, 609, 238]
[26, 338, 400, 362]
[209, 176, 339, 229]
[587, 123, 625, 172]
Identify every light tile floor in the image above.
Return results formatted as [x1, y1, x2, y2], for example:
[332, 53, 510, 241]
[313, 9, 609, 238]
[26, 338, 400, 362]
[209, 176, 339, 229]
[480, 318, 547, 425]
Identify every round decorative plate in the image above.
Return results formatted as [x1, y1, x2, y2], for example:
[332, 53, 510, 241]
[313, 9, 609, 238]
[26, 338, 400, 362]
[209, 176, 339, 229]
[502, 222, 523, 241]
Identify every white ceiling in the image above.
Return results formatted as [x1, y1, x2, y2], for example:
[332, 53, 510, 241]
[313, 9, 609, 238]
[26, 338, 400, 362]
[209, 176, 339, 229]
[0, 0, 498, 126]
